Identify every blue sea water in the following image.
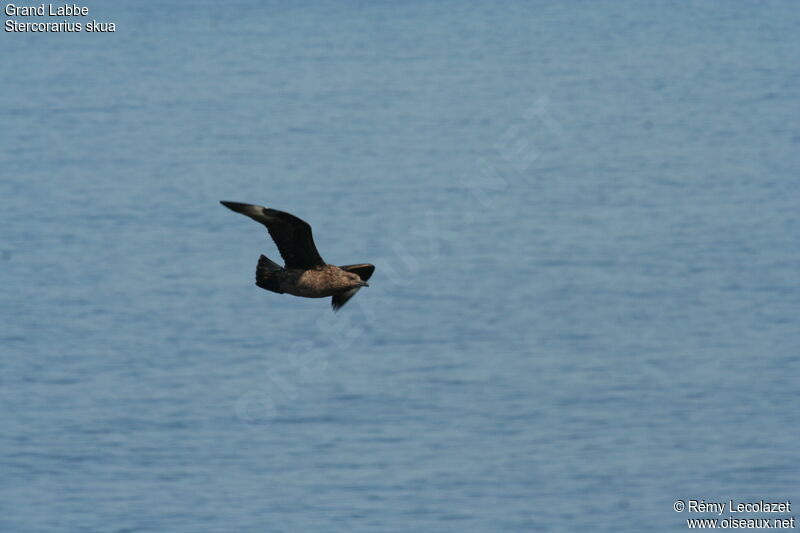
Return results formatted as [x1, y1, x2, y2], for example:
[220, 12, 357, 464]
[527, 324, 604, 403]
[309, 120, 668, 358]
[1, 2, 798, 531]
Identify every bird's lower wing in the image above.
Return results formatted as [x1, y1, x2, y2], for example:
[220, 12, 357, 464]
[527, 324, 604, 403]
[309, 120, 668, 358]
[339, 264, 375, 281]
[331, 289, 360, 311]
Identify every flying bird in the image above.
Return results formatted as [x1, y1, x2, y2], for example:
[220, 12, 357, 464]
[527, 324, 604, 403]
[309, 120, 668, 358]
[220, 201, 374, 311]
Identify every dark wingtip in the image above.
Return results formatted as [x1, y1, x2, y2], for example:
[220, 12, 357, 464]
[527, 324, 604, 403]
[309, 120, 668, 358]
[220, 201, 259, 217]
[220, 200, 243, 211]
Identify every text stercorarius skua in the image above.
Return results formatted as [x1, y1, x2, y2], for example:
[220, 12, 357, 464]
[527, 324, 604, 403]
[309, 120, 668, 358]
[220, 201, 374, 311]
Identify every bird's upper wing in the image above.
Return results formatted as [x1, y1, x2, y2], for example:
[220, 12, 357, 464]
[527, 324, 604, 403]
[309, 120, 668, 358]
[331, 264, 375, 311]
[221, 201, 325, 269]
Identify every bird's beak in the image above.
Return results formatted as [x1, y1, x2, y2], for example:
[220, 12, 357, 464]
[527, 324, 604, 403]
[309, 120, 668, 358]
[359, 281, 369, 287]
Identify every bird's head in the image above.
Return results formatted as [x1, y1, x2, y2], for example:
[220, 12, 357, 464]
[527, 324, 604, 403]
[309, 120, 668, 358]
[345, 271, 369, 288]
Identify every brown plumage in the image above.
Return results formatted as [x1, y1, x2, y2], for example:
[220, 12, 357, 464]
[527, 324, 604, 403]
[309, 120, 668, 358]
[220, 201, 374, 311]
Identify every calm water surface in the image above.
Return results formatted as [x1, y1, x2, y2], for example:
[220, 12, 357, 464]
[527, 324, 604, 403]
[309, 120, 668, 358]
[1, 2, 798, 531]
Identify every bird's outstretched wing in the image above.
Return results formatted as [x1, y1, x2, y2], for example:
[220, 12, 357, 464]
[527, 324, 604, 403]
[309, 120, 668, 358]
[220, 201, 325, 269]
[331, 264, 375, 311]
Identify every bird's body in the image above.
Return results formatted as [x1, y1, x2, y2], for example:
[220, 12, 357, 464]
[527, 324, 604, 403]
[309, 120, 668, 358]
[260, 263, 363, 298]
[220, 201, 374, 310]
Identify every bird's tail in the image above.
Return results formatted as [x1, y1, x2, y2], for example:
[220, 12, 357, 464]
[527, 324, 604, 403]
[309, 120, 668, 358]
[255, 255, 284, 293]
